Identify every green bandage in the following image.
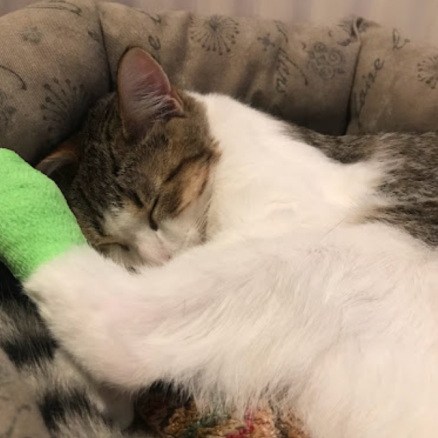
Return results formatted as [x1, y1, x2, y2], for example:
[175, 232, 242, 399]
[0, 149, 86, 281]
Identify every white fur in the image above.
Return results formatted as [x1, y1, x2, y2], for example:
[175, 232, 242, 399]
[25, 93, 438, 438]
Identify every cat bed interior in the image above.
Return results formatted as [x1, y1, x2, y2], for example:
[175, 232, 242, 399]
[1, 1, 438, 437]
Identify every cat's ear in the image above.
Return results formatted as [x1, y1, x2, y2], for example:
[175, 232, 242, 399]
[36, 136, 81, 192]
[117, 48, 184, 141]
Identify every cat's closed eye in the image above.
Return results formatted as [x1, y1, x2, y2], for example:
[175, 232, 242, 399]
[100, 242, 131, 253]
[149, 197, 159, 231]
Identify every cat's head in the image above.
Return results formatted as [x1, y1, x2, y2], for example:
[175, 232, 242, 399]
[38, 48, 220, 269]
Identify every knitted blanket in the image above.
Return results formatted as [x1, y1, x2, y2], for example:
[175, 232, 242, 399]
[139, 392, 307, 438]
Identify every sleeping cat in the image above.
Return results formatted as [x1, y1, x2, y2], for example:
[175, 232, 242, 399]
[17, 47, 438, 438]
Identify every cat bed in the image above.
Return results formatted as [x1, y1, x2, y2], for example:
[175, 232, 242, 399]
[0, 1, 437, 437]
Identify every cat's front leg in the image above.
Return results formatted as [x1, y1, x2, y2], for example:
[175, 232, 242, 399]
[23, 238, 314, 409]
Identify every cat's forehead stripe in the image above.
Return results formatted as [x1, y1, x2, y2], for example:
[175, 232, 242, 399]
[164, 151, 213, 184]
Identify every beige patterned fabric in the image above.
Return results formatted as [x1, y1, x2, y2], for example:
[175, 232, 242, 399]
[1, 1, 438, 436]
[2, 0, 438, 45]
[0, 0, 364, 163]
[348, 22, 438, 134]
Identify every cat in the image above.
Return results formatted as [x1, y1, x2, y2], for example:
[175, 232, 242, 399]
[11, 46, 438, 438]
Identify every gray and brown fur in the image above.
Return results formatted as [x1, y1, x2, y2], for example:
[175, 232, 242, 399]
[292, 126, 438, 246]
[59, 89, 219, 251]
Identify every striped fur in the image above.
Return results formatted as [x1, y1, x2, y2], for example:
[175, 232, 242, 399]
[0, 261, 149, 437]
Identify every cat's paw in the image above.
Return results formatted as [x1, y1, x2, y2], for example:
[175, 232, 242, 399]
[23, 247, 113, 332]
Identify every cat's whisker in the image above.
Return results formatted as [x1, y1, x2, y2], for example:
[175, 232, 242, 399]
[318, 216, 348, 243]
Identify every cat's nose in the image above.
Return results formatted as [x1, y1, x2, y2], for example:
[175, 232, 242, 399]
[144, 255, 171, 267]
[154, 251, 172, 264]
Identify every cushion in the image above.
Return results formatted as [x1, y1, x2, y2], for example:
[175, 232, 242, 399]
[0, 0, 364, 163]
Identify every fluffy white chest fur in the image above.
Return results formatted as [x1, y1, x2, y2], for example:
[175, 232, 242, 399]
[203, 93, 381, 240]
[26, 92, 438, 438]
